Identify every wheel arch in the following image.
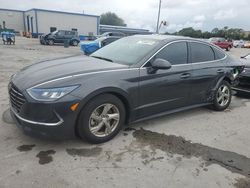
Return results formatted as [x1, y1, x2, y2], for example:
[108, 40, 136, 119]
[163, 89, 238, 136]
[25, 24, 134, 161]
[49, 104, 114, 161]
[76, 87, 132, 126]
[214, 75, 233, 89]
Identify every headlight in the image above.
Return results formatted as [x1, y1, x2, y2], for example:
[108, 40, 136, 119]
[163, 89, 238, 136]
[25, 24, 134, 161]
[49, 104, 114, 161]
[27, 85, 79, 101]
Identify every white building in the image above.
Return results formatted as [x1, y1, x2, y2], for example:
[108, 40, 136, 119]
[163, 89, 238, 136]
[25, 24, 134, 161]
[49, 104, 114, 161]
[0, 8, 100, 37]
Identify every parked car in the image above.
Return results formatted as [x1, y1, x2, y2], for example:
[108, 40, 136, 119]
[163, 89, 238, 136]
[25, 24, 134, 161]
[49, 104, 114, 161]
[80, 36, 121, 55]
[209, 37, 233, 51]
[233, 53, 250, 95]
[233, 40, 245, 48]
[243, 41, 250, 48]
[9, 35, 244, 143]
[40, 30, 80, 46]
[100, 32, 126, 38]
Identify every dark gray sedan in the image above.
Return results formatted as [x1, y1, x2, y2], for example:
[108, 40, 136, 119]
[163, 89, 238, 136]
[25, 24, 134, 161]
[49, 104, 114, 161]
[9, 35, 244, 143]
[233, 53, 250, 95]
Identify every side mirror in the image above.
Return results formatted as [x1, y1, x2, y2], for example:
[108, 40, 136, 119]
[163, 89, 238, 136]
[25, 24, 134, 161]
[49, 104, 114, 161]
[147, 58, 172, 74]
[151, 58, 172, 70]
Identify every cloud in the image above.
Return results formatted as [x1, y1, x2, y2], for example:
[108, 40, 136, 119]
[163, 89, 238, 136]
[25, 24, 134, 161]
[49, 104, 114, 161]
[193, 15, 206, 22]
[213, 9, 237, 20]
[0, 0, 249, 32]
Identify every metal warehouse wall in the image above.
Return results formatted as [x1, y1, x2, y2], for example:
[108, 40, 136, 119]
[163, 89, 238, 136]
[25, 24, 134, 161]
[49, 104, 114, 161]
[36, 10, 98, 35]
[24, 10, 37, 34]
[0, 9, 24, 32]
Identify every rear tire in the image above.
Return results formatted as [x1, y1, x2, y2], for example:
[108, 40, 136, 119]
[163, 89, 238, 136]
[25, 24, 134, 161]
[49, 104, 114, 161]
[211, 81, 232, 111]
[77, 94, 125, 143]
[71, 40, 79, 46]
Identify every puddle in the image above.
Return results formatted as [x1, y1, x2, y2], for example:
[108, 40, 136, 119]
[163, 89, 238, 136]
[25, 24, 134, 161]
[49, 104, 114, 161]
[15, 170, 21, 175]
[2, 108, 15, 124]
[17, 144, 36, 152]
[142, 156, 164, 165]
[133, 129, 250, 178]
[36, 150, 56, 165]
[66, 147, 102, 157]
[124, 127, 136, 132]
[234, 178, 250, 188]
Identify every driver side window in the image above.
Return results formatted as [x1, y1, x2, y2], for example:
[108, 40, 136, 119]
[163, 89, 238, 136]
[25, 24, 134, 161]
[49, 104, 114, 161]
[154, 42, 188, 65]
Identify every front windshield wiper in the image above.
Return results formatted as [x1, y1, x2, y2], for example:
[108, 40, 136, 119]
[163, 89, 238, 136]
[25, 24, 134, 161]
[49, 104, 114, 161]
[91, 56, 113, 62]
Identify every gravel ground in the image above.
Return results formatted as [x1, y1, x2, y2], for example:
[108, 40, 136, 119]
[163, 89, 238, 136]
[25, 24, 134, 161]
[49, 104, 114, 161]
[0, 37, 250, 188]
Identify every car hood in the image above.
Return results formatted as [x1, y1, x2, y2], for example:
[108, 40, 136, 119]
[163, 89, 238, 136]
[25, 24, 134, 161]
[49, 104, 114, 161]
[41, 33, 51, 38]
[12, 55, 128, 91]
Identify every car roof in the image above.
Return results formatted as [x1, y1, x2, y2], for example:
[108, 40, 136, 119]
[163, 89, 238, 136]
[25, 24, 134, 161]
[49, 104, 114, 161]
[129, 34, 208, 43]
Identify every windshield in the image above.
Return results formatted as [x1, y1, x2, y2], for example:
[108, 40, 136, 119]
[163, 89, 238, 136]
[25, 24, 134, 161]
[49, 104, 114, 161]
[209, 38, 217, 42]
[100, 32, 110, 37]
[51, 31, 58, 34]
[90, 37, 160, 65]
[94, 37, 106, 42]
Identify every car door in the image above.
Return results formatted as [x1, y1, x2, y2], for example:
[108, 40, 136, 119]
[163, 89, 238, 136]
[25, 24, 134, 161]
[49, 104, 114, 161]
[218, 38, 227, 49]
[55, 31, 65, 43]
[65, 31, 73, 40]
[188, 41, 226, 104]
[138, 41, 193, 119]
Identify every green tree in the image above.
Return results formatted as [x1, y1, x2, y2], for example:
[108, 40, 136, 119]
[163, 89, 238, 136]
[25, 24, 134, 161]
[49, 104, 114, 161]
[100, 12, 126, 26]
[166, 26, 247, 40]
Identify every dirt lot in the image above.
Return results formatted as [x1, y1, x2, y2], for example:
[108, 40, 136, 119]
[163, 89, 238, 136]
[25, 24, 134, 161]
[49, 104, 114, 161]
[0, 37, 250, 188]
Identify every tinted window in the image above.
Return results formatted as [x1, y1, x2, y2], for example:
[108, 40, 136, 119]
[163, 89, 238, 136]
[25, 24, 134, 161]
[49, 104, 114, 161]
[57, 31, 65, 36]
[212, 47, 226, 60]
[155, 42, 188, 65]
[190, 42, 215, 63]
[65, 31, 70, 35]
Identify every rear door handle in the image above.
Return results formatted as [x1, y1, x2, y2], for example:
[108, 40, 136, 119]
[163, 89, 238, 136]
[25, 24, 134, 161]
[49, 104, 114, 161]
[217, 69, 225, 73]
[180, 73, 191, 79]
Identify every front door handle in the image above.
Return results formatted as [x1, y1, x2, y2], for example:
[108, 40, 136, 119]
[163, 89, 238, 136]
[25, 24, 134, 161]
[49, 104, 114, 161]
[217, 69, 225, 73]
[180, 73, 191, 79]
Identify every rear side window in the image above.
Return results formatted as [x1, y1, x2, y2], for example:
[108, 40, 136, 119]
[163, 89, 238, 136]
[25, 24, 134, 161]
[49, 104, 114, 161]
[190, 42, 215, 63]
[155, 42, 188, 65]
[212, 47, 226, 60]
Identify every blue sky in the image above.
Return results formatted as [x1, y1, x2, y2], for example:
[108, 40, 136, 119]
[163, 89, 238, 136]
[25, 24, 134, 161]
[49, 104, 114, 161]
[0, 0, 249, 33]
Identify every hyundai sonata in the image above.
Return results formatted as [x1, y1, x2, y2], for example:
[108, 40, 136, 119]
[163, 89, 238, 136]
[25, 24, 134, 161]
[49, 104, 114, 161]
[9, 35, 243, 143]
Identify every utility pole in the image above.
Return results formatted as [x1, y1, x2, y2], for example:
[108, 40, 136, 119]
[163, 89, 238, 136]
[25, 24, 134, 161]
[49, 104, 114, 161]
[156, 0, 162, 34]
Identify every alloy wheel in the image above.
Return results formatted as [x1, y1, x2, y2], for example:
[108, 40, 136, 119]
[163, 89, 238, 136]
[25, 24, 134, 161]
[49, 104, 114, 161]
[89, 103, 120, 137]
[73, 41, 78, 46]
[216, 85, 230, 107]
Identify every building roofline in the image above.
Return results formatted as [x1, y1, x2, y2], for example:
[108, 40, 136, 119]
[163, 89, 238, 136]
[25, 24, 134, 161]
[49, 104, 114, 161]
[26, 8, 99, 18]
[0, 8, 24, 12]
[100, 24, 149, 32]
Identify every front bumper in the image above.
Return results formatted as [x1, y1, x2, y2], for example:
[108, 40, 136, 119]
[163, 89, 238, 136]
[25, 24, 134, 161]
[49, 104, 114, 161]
[9, 84, 80, 140]
[39, 36, 47, 45]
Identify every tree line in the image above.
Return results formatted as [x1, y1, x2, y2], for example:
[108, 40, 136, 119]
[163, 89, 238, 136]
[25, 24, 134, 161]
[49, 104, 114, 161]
[167, 26, 250, 40]
[99, 12, 250, 40]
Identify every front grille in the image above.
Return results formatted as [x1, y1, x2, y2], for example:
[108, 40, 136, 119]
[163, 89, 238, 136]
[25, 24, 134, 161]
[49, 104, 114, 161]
[9, 83, 26, 113]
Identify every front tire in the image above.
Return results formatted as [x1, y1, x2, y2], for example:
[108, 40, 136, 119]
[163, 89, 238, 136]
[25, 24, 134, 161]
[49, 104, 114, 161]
[77, 94, 125, 143]
[48, 39, 54, 45]
[212, 81, 232, 111]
